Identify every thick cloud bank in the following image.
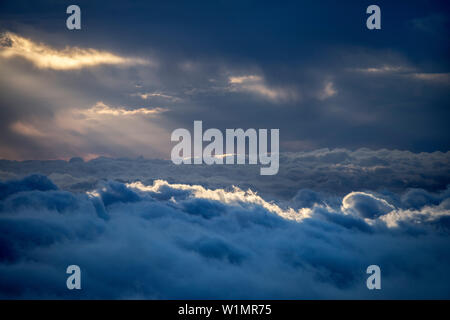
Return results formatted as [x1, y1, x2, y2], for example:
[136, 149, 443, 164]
[1, 148, 449, 200]
[0, 174, 449, 299]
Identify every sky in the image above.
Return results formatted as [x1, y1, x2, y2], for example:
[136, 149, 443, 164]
[0, 0, 449, 160]
[0, 1, 450, 300]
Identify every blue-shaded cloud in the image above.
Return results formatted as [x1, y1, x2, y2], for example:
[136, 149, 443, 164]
[0, 174, 449, 299]
[0, 174, 57, 200]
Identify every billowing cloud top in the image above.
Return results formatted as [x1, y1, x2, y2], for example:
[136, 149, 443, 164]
[0, 171, 449, 299]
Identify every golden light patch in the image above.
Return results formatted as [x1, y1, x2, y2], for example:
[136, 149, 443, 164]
[0, 32, 149, 70]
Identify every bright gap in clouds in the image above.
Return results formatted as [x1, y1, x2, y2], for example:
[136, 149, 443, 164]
[0, 32, 150, 70]
[84, 102, 168, 117]
[228, 74, 300, 102]
[8, 102, 171, 161]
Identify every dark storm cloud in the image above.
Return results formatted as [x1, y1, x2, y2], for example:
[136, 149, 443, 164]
[0, 173, 449, 299]
[0, 0, 449, 160]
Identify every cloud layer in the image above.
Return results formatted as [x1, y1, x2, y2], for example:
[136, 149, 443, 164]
[0, 173, 449, 299]
[1, 148, 449, 200]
